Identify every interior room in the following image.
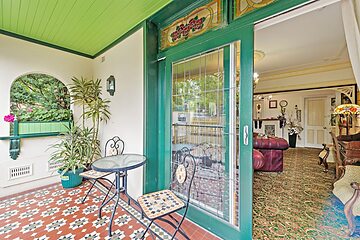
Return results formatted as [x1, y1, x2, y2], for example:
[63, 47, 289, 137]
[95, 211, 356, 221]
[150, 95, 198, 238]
[0, 0, 359, 239]
[252, 1, 360, 238]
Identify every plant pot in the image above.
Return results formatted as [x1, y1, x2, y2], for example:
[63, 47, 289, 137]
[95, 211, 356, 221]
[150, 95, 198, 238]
[58, 168, 84, 188]
[288, 133, 297, 148]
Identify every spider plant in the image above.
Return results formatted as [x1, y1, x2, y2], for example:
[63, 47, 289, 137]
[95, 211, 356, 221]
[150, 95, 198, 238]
[49, 125, 96, 175]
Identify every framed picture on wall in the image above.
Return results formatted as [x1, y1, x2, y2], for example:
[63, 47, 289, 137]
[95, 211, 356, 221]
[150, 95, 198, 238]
[269, 100, 277, 109]
[265, 125, 275, 136]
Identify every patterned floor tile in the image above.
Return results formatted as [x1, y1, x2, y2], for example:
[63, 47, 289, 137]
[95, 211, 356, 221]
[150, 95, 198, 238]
[0, 182, 175, 240]
[0, 177, 220, 240]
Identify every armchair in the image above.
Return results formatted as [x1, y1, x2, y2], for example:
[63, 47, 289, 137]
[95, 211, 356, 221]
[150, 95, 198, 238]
[333, 165, 360, 236]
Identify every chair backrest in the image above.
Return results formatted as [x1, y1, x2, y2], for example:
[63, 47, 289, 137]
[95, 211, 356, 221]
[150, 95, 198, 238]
[171, 150, 197, 204]
[190, 143, 224, 168]
[105, 136, 125, 157]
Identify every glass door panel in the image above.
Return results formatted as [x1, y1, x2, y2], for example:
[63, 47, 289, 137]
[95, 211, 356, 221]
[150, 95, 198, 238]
[171, 43, 240, 226]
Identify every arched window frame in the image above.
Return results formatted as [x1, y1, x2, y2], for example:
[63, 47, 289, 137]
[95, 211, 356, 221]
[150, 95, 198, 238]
[9, 73, 72, 135]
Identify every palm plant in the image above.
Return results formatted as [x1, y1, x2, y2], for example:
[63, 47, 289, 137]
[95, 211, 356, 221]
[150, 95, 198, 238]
[69, 77, 111, 165]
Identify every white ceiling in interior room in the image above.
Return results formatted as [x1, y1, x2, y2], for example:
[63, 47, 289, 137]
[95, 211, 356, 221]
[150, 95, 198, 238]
[254, 1, 349, 74]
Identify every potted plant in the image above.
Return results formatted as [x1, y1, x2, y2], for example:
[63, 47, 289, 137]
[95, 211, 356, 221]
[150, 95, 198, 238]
[49, 77, 110, 188]
[287, 114, 303, 148]
[49, 126, 95, 188]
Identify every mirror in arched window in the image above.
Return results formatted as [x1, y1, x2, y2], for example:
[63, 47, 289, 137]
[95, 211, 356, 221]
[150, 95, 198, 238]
[10, 73, 72, 135]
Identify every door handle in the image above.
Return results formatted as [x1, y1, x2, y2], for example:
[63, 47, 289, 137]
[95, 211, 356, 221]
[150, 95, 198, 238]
[244, 125, 249, 145]
[323, 127, 327, 129]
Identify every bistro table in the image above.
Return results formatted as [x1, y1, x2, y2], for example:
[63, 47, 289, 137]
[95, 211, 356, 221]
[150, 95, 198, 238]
[92, 153, 146, 236]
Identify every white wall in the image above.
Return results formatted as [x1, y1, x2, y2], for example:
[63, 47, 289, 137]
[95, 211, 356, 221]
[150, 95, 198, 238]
[92, 29, 144, 199]
[0, 34, 92, 197]
[254, 89, 338, 147]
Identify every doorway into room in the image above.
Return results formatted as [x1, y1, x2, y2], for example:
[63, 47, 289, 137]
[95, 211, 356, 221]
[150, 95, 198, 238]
[252, 0, 358, 238]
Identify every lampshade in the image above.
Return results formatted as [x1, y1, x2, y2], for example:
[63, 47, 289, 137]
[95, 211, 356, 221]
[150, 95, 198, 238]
[334, 104, 360, 115]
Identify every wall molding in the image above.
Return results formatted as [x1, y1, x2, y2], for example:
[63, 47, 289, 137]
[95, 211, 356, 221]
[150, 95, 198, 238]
[260, 61, 352, 81]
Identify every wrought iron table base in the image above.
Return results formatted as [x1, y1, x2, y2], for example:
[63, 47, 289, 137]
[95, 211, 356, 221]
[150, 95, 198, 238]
[98, 171, 132, 237]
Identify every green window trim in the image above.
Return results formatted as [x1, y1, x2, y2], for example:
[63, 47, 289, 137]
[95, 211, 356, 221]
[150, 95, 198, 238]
[0, 120, 71, 160]
[16, 121, 71, 135]
[0, 132, 64, 140]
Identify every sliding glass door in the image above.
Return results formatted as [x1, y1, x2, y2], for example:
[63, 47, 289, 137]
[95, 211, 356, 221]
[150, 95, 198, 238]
[170, 42, 241, 227]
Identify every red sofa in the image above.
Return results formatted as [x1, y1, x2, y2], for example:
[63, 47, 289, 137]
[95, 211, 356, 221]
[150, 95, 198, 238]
[253, 136, 289, 172]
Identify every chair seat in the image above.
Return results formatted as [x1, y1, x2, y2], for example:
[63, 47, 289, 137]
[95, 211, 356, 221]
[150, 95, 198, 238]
[138, 190, 185, 219]
[80, 170, 112, 179]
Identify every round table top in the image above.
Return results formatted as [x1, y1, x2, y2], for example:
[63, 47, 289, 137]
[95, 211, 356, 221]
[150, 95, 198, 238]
[92, 154, 146, 172]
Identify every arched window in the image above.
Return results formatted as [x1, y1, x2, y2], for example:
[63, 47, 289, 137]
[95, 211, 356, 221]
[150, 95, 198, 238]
[10, 73, 72, 135]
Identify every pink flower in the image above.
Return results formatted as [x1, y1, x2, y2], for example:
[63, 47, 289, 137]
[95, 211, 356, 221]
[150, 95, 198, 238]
[27, 107, 33, 112]
[4, 114, 15, 123]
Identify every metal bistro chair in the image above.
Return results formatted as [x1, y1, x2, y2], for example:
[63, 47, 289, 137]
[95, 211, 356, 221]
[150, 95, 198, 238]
[191, 143, 227, 213]
[138, 149, 196, 240]
[80, 136, 125, 203]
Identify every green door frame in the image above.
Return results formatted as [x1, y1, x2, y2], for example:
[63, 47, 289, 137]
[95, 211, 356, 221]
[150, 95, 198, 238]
[158, 25, 253, 239]
[143, 0, 311, 238]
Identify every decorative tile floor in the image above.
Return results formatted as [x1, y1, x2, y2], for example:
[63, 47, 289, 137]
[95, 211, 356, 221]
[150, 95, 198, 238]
[0, 182, 218, 240]
[4, 148, 354, 239]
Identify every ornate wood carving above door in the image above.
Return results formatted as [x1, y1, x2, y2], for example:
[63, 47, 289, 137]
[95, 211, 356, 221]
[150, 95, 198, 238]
[234, 0, 276, 19]
[160, 0, 223, 50]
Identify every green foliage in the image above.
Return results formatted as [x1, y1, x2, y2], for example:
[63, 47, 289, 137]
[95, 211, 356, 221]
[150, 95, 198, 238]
[49, 125, 98, 174]
[173, 74, 224, 113]
[10, 74, 71, 122]
[49, 76, 110, 172]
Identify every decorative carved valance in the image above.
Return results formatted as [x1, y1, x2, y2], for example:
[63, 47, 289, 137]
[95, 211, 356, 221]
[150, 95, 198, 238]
[160, 0, 222, 50]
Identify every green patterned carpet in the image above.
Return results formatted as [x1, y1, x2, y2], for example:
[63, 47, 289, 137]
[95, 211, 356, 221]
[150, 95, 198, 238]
[253, 148, 360, 239]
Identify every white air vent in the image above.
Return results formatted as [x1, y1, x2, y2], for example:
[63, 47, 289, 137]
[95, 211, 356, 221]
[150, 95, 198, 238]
[48, 161, 62, 172]
[9, 164, 32, 180]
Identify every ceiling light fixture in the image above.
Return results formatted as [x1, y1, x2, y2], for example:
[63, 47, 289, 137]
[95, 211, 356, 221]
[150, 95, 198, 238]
[253, 72, 260, 89]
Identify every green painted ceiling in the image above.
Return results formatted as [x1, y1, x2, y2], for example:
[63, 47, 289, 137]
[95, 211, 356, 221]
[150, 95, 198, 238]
[0, 0, 172, 57]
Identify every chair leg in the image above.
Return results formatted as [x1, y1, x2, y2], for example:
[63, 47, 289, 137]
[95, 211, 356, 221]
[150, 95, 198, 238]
[171, 211, 189, 240]
[100, 179, 115, 205]
[158, 216, 190, 240]
[82, 180, 96, 203]
[141, 220, 153, 239]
